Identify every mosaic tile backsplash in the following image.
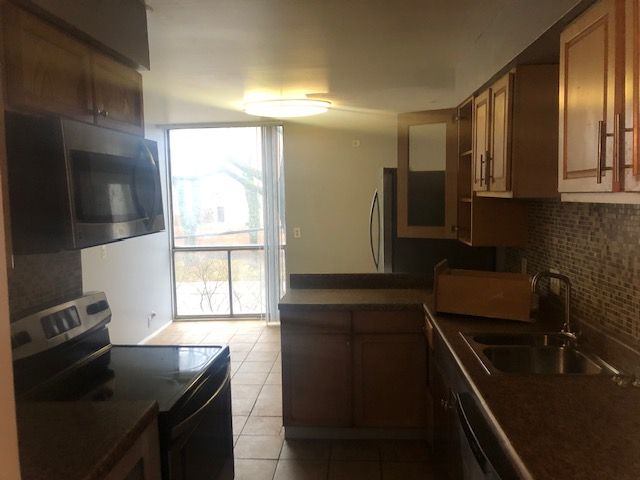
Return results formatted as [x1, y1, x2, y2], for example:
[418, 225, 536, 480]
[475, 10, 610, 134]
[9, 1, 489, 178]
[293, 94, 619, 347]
[505, 200, 640, 348]
[8, 250, 83, 320]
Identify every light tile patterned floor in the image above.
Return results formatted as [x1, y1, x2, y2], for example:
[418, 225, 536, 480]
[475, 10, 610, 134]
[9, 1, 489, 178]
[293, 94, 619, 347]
[145, 320, 434, 480]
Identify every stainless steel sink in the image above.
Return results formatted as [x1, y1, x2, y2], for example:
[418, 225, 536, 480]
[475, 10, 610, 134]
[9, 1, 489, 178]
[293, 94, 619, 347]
[462, 332, 618, 375]
[471, 333, 569, 347]
[482, 346, 603, 374]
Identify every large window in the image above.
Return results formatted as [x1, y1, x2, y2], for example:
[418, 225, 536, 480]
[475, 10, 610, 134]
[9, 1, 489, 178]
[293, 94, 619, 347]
[168, 126, 284, 319]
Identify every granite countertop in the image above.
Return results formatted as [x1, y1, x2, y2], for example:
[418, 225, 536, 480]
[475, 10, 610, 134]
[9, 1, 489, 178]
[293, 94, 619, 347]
[427, 303, 640, 480]
[17, 400, 158, 480]
[279, 288, 431, 311]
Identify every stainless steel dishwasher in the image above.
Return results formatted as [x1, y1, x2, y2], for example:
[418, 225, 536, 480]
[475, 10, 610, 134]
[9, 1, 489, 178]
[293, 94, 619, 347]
[455, 393, 519, 480]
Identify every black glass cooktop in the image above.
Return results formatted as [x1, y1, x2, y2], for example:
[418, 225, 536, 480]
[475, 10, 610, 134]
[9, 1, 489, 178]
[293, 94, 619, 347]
[26, 345, 226, 412]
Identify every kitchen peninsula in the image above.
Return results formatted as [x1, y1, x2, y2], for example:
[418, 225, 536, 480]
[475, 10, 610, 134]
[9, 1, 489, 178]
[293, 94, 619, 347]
[279, 273, 640, 480]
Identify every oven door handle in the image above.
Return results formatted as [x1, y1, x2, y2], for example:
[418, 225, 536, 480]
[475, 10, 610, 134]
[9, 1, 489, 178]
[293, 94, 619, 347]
[170, 363, 231, 440]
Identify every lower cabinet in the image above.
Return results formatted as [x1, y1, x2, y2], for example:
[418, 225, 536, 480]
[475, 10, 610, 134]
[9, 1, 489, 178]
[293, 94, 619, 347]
[105, 419, 161, 480]
[282, 330, 352, 427]
[353, 333, 427, 427]
[281, 308, 428, 431]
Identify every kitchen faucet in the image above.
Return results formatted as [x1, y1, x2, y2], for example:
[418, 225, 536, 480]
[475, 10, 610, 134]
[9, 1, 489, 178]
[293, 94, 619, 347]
[531, 271, 577, 341]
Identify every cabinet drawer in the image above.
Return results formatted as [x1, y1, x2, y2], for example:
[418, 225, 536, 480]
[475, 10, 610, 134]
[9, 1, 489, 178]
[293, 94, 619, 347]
[352, 310, 422, 334]
[280, 310, 350, 333]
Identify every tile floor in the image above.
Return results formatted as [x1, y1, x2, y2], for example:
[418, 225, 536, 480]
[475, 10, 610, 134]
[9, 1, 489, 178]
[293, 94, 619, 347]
[146, 320, 434, 480]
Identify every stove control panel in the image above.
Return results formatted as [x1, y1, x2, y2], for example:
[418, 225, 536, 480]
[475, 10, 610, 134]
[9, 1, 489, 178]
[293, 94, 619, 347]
[11, 292, 111, 361]
[41, 306, 81, 339]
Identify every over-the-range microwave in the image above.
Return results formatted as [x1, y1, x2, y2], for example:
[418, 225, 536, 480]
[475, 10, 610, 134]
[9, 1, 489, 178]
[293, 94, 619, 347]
[5, 112, 165, 253]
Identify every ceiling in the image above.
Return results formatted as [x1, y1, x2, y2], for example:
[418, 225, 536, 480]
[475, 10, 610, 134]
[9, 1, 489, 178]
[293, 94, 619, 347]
[143, 0, 580, 127]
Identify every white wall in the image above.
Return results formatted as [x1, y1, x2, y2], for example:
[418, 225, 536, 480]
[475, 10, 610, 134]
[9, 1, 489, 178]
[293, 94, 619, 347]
[283, 120, 396, 273]
[81, 127, 173, 344]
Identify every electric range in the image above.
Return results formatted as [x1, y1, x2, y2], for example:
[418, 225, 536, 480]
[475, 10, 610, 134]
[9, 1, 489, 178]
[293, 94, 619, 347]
[11, 292, 234, 480]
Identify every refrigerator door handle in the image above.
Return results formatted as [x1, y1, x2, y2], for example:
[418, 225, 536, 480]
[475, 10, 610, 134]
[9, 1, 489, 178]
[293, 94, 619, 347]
[369, 190, 380, 270]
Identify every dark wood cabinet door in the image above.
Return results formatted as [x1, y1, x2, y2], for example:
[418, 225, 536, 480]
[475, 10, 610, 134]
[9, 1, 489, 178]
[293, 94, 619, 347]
[282, 331, 352, 427]
[3, 4, 94, 123]
[353, 333, 428, 428]
[92, 52, 144, 135]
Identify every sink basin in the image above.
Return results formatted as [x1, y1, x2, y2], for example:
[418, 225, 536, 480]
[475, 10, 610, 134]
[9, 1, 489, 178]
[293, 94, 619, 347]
[461, 332, 617, 375]
[482, 346, 603, 375]
[471, 333, 569, 347]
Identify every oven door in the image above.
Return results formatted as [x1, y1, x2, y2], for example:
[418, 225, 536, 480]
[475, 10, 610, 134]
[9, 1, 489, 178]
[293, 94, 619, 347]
[166, 362, 234, 480]
[63, 119, 164, 249]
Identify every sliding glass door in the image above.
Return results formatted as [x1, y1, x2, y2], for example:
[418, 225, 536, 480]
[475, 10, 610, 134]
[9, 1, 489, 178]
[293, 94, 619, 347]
[168, 125, 285, 320]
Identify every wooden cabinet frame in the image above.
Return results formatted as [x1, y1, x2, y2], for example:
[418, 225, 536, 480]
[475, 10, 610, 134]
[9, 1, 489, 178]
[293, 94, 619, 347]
[397, 109, 458, 239]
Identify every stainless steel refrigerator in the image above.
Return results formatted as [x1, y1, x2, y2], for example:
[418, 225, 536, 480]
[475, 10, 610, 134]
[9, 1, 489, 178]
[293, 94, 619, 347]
[369, 168, 495, 278]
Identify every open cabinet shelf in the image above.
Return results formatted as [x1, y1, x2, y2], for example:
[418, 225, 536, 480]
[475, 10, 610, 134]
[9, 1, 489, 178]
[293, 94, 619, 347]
[455, 97, 527, 247]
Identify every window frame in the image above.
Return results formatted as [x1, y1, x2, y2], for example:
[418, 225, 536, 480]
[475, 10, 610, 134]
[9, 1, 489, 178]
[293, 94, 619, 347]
[165, 122, 281, 320]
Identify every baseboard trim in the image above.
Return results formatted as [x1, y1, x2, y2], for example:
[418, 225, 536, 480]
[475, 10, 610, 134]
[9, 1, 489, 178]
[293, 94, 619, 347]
[137, 320, 172, 345]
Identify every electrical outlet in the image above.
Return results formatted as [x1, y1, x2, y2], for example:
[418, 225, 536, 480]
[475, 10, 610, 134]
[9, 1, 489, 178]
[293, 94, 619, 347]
[293, 227, 302, 239]
[147, 311, 156, 328]
[100, 245, 107, 260]
[549, 268, 561, 295]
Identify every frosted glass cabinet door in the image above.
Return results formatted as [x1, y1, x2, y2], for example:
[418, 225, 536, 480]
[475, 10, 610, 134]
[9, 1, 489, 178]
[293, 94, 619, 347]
[559, 0, 618, 193]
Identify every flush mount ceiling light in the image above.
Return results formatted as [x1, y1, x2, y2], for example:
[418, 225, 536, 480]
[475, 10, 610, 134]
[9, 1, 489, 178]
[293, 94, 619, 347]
[243, 99, 331, 118]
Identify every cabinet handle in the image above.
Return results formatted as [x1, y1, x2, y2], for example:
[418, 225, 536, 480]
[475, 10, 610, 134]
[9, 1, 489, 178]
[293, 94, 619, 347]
[614, 113, 621, 184]
[597, 120, 606, 184]
[96, 107, 110, 118]
[479, 154, 485, 185]
[485, 150, 491, 184]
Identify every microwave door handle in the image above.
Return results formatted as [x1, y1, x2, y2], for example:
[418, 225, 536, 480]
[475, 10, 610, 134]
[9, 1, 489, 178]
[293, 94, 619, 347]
[146, 144, 162, 225]
[134, 144, 158, 228]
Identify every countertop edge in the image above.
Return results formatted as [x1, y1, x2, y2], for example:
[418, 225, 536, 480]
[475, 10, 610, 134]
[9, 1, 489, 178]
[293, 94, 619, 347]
[87, 401, 159, 480]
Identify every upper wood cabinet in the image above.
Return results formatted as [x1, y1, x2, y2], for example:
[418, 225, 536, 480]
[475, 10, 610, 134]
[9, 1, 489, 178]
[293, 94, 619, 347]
[488, 73, 513, 193]
[559, 0, 620, 193]
[472, 90, 490, 192]
[92, 52, 144, 135]
[474, 66, 559, 198]
[3, 4, 144, 136]
[397, 110, 458, 239]
[457, 98, 527, 247]
[3, 3, 95, 123]
[624, 0, 640, 191]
